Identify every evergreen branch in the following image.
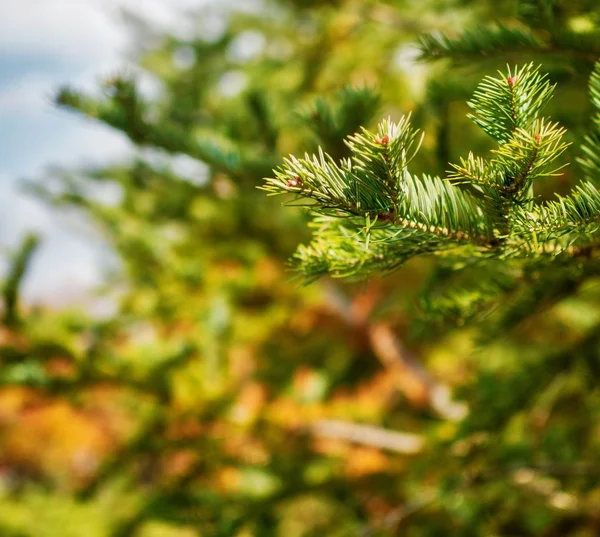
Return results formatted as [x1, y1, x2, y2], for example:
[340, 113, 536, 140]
[417, 25, 543, 63]
[450, 120, 568, 238]
[291, 217, 450, 280]
[265, 149, 390, 215]
[267, 64, 600, 281]
[345, 116, 424, 211]
[578, 61, 600, 184]
[395, 173, 487, 244]
[417, 278, 513, 328]
[56, 80, 276, 180]
[291, 173, 489, 280]
[418, 19, 599, 65]
[490, 119, 569, 197]
[265, 117, 487, 251]
[302, 86, 380, 161]
[517, 0, 556, 30]
[467, 63, 555, 143]
[512, 182, 600, 248]
[263, 117, 422, 216]
[2, 234, 40, 327]
[449, 153, 491, 186]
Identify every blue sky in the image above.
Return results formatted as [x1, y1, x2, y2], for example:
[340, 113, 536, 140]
[0, 0, 207, 305]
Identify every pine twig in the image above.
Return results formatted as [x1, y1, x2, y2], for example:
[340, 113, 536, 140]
[2, 234, 40, 327]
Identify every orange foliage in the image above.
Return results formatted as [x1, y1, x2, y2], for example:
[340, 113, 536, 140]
[0, 396, 115, 485]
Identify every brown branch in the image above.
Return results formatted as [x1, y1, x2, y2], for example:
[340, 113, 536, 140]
[322, 281, 468, 420]
[310, 419, 423, 454]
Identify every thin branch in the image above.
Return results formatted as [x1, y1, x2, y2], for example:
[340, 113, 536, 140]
[310, 419, 423, 454]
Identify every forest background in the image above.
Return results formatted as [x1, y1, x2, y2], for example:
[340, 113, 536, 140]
[1, 1, 600, 536]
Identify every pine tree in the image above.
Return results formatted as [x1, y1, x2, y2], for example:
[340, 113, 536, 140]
[263, 3, 600, 534]
[2, 1, 600, 536]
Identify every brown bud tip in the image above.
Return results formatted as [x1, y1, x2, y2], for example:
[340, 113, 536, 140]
[507, 76, 518, 86]
[534, 133, 541, 143]
[376, 134, 389, 146]
[287, 176, 303, 188]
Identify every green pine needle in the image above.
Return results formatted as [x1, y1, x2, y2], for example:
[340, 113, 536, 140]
[467, 63, 555, 144]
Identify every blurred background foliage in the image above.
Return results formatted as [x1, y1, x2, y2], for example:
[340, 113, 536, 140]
[2, 0, 600, 535]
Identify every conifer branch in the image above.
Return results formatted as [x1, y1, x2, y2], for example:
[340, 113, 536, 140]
[578, 61, 600, 184]
[302, 87, 381, 161]
[56, 78, 277, 180]
[491, 119, 568, 197]
[417, 25, 543, 63]
[2, 234, 40, 327]
[418, 5, 600, 66]
[467, 63, 555, 144]
[265, 63, 600, 280]
[517, 0, 557, 30]
[512, 182, 600, 248]
[264, 117, 423, 217]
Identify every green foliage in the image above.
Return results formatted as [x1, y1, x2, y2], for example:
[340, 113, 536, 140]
[418, 0, 600, 65]
[265, 64, 589, 280]
[579, 61, 600, 183]
[418, 24, 543, 63]
[3, 1, 600, 536]
[2, 234, 39, 327]
[301, 87, 381, 161]
[466, 63, 555, 144]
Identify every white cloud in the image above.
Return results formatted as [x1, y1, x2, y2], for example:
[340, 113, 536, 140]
[0, 178, 53, 246]
[0, 75, 52, 115]
[0, 0, 214, 61]
[0, 0, 124, 61]
[0, 0, 219, 304]
[22, 227, 117, 306]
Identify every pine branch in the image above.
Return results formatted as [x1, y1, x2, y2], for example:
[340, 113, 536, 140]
[302, 86, 380, 161]
[264, 117, 422, 217]
[2, 234, 40, 327]
[578, 62, 600, 184]
[291, 217, 450, 280]
[418, 14, 599, 66]
[266, 63, 600, 281]
[264, 115, 492, 278]
[417, 25, 543, 63]
[56, 78, 277, 180]
[291, 193, 486, 281]
[450, 121, 568, 199]
[490, 119, 569, 198]
[517, 0, 556, 30]
[266, 117, 485, 240]
[512, 182, 600, 250]
[467, 63, 555, 144]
